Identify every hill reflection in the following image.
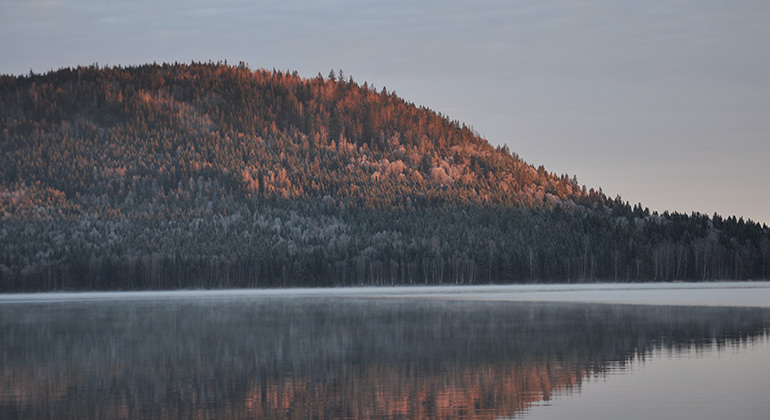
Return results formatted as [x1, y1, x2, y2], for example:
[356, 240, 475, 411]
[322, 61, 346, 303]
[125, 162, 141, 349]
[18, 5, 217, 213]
[1, 297, 768, 419]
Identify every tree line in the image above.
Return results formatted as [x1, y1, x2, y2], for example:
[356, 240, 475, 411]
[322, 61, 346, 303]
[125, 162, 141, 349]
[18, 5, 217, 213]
[1, 199, 767, 292]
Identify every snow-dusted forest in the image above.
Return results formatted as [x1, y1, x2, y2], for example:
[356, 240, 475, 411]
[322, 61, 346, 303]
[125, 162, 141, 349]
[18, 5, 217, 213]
[1, 63, 767, 291]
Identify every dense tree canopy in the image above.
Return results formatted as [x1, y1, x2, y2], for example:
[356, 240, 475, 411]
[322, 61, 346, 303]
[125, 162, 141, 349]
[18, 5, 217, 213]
[1, 62, 768, 291]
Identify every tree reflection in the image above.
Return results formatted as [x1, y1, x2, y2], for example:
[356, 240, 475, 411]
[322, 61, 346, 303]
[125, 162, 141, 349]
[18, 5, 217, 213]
[1, 298, 768, 419]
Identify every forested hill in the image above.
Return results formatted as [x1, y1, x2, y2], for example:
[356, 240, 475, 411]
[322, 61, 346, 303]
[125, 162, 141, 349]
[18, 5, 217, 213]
[1, 62, 768, 291]
[1, 62, 595, 213]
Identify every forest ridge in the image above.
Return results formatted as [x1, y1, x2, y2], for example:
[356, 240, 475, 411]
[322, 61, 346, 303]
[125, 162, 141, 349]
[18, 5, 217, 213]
[0, 62, 768, 291]
[1, 62, 596, 215]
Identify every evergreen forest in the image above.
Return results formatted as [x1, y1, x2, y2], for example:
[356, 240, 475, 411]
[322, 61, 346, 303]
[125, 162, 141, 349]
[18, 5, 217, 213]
[1, 62, 768, 291]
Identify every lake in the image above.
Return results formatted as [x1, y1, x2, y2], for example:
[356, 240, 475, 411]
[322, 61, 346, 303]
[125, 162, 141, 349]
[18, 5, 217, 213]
[2, 282, 769, 419]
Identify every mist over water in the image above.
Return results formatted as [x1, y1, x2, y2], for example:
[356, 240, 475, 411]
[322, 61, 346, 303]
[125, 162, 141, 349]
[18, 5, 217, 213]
[2, 285, 769, 419]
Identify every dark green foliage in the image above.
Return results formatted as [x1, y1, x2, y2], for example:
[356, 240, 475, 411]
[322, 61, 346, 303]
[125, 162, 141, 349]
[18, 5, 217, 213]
[1, 63, 768, 291]
[1, 201, 768, 291]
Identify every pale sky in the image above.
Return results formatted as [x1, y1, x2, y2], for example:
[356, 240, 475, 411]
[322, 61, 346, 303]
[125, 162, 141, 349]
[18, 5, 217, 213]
[2, 0, 768, 224]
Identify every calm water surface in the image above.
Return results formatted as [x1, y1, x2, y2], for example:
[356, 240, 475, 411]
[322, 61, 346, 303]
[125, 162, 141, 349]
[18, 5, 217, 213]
[1, 287, 769, 419]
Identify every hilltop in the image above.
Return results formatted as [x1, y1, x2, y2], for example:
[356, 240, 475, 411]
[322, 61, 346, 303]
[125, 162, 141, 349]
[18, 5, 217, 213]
[1, 62, 597, 215]
[1, 62, 768, 290]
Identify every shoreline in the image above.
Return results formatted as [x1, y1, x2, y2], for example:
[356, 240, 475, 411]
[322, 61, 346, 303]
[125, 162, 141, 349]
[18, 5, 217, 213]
[2, 281, 770, 307]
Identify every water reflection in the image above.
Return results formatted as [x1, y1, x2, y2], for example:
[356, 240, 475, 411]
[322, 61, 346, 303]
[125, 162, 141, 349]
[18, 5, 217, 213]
[1, 297, 768, 419]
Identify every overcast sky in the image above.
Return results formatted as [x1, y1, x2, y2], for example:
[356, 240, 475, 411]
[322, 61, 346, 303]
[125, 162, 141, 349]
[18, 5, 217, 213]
[2, 0, 768, 224]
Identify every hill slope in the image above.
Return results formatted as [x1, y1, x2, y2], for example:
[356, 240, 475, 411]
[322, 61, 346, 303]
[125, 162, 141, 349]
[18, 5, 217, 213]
[0, 63, 768, 291]
[1, 62, 597, 215]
